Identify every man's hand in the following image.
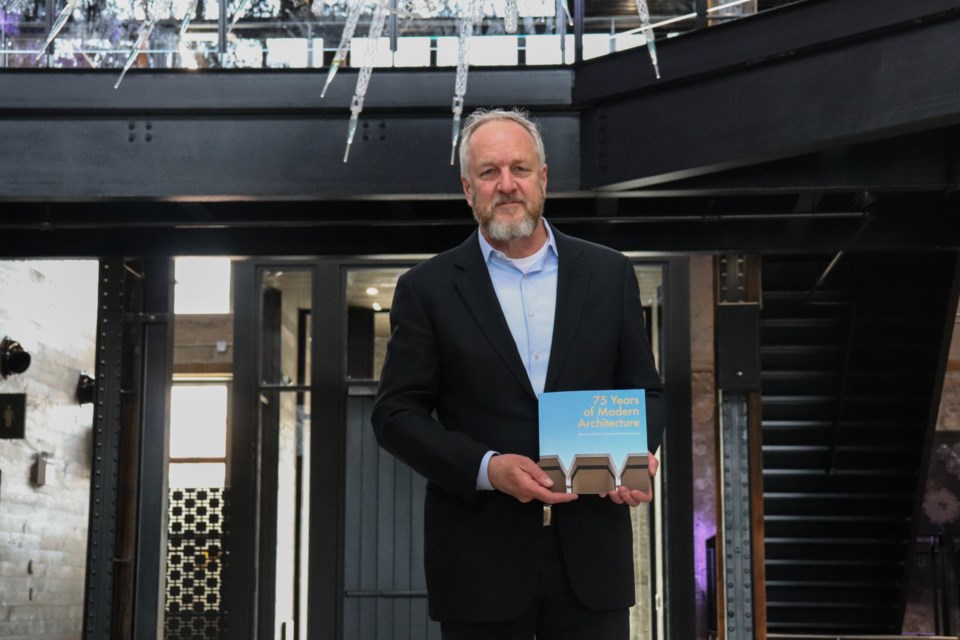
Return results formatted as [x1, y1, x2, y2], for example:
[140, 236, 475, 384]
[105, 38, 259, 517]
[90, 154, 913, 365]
[488, 454, 579, 504]
[601, 452, 659, 507]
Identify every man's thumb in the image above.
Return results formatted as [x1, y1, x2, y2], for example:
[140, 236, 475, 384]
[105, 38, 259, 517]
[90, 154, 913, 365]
[527, 458, 554, 487]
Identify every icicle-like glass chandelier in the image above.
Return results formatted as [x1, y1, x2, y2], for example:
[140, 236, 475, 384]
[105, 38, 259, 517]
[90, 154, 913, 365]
[8, 0, 764, 160]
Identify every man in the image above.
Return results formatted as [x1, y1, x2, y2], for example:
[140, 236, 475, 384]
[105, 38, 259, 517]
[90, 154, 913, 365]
[372, 108, 667, 639]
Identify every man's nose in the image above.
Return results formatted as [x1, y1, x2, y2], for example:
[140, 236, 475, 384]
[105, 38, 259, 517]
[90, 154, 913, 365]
[497, 169, 516, 191]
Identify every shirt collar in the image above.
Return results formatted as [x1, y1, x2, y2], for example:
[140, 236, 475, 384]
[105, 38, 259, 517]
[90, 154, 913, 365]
[477, 218, 558, 264]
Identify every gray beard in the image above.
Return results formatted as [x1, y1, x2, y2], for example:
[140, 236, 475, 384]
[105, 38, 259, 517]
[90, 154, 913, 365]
[484, 211, 538, 242]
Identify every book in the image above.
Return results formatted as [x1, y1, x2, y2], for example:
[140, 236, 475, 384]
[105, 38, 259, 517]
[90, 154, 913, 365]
[538, 389, 649, 494]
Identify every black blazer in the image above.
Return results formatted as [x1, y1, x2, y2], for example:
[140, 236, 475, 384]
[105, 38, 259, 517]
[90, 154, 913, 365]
[372, 227, 667, 623]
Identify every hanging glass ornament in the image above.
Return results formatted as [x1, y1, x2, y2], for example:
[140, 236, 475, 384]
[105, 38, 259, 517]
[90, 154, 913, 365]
[559, 0, 572, 26]
[36, 0, 77, 57]
[114, 18, 155, 88]
[321, 0, 365, 98]
[178, 0, 200, 39]
[449, 0, 482, 165]
[504, 0, 517, 34]
[228, 0, 252, 33]
[633, 0, 659, 79]
[343, 0, 389, 162]
[397, 0, 444, 19]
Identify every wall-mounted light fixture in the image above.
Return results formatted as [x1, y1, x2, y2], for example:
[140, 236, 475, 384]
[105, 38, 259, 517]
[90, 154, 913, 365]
[0, 337, 31, 378]
[76, 371, 96, 405]
[32, 452, 54, 487]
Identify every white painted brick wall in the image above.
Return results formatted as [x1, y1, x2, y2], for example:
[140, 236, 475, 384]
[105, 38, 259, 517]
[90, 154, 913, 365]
[0, 260, 99, 640]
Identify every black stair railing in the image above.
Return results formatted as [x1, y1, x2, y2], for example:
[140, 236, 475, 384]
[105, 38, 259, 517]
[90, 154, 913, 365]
[803, 301, 856, 476]
[801, 215, 872, 477]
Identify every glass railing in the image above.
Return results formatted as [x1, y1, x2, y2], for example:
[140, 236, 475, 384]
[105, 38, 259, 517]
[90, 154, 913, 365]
[0, 0, 806, 70]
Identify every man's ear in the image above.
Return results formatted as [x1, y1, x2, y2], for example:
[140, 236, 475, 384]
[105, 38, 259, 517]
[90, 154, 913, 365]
[461, 175, 473, 205]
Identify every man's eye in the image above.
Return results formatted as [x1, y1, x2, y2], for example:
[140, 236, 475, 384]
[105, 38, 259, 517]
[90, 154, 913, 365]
[513, 167, 530, 175]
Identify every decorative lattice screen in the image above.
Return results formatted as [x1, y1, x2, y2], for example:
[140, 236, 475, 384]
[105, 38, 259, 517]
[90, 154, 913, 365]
[164, 488, 225, 639]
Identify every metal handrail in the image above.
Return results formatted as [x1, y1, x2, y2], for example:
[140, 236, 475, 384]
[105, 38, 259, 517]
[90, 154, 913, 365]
[826, 301, 855, 475]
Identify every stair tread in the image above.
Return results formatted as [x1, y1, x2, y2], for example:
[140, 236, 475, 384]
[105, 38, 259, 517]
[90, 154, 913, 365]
[761, 369, 924, 380]
[767, 628, 900, 635]
[766, 580, 900, 588]
[765, 514, 908, 522]
[762, 317, 846, 326]
[765, 537, 906, 545]
[763, 445, 919, 453]
[762, 419, 918, 429]
[763, 469, 916, 477]
[766, 561, 903, 569]
[762, 370, 838, 377]
[765, 492, 911, 499]
[763, 345, 841, 351]
[766, 601, 895, 609]
[763, 394, 928, 402]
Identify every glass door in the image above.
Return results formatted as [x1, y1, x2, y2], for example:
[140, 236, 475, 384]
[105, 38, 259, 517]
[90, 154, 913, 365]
[341, 266, 440, 639]
[221, 261, 318, 640]
[255, 268, 314, 640]
[339, 261, 669, 640]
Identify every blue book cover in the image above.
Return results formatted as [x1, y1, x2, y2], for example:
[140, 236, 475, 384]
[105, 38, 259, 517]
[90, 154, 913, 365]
[538, 389, 649, 494]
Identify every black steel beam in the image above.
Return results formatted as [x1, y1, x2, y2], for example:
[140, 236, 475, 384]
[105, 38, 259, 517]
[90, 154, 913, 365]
[0, 112, 580, 199]
[3, 2, 960, 199]
[574, 0, 960, 104]
[625, 127, 960, 197]
[0, 69, 573, 112]
[579, 4, 960, 189]
[2, 201, 960, 256]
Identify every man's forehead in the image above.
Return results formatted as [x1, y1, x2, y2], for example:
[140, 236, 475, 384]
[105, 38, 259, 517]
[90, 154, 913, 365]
[469, 121, 539, 160]
[473, 119, 533, 141]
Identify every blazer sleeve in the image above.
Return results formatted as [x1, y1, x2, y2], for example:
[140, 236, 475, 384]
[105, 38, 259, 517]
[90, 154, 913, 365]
[616, 258, 668, 455]
[371, 271, 490, 501]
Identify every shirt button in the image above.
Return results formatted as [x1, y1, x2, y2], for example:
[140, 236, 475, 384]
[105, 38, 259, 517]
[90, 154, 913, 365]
[533, 352, 541, 359]
[528, 311, 535, 317]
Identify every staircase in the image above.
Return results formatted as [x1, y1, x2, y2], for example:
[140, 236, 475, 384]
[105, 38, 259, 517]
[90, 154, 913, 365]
[760, 251, 958, 635]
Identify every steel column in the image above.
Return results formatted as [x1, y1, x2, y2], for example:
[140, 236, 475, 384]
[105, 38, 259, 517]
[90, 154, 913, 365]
[222, 260, 260, 639]
[718, 392, 755, 640]
[308, 261, 345, 639]
[132, 258, 175, 639]
[716, 253, 764, 640]
[83, 259, 128, 638]
[661, 256, 696, 640]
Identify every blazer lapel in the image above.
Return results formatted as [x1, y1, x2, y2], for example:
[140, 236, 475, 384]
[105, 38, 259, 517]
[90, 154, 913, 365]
[544, 230, 591, 392]
[452, 232, 537, 400]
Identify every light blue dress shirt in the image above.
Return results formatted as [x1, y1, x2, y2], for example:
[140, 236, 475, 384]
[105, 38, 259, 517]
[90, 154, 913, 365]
[475, 221, 559, 490]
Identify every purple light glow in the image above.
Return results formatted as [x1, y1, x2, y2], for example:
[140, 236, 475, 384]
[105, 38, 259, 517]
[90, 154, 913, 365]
[0, 8, 21, 37]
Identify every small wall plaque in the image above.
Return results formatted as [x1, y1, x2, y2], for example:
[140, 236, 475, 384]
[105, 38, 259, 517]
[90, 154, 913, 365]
[0, 394, 26, 439]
